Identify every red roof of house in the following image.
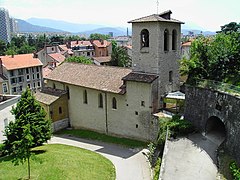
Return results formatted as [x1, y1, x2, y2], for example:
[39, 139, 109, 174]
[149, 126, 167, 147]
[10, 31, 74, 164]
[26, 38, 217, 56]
[92, 40, 111, 48]
[182, 41, 191, 47]
[48, 53, 65, 64]
[0, 54, 43, 70]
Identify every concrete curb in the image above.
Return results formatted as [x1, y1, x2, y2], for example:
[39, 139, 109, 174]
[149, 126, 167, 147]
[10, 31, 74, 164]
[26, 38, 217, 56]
[159, 128, 169, 180]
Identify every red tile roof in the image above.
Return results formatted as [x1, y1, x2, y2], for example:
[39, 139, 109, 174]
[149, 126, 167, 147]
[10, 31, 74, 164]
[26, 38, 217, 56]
[182, 42, 191, 47]
[48, 53, 65, 63]
[0, 54, 43, 70]
[92, 40, 111, 48]
[42, 66, 53, 78]
[46, 62, 132, 94]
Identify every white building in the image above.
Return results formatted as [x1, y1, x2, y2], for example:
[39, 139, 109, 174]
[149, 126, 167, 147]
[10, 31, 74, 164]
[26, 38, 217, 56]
[0, 54, 43, 95]
[0, 95, 20, 142]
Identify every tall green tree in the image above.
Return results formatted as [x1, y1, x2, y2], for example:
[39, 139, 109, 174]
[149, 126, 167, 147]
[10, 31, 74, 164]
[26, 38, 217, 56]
[111, 46, 131, 67]
[180, 30, 240, 85]
[218, 22, 240, 34]
[65, 56, 93, 64]
[3, 88, 52, 179]
[0, 40, 7, 55]
[89, 33, 110, 40]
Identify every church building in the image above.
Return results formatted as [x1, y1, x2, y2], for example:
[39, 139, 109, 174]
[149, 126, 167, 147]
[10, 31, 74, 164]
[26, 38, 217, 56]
[37, 11, 183, 141]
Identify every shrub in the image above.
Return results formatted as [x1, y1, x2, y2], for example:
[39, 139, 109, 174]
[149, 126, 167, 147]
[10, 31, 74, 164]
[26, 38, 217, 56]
[230, 161, 240, 180]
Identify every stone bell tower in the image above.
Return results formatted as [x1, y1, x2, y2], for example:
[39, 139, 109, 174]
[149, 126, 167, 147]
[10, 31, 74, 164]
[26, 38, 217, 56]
[129, 10, 184, 107]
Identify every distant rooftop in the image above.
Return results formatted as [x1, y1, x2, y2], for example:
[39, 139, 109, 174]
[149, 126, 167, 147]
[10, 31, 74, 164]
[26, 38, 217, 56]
[128, 10, 184, 24]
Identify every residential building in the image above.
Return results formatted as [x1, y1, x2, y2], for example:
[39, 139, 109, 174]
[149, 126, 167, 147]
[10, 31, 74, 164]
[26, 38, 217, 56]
[37, 45, 67, 67]
[93, 56, 111, 66]
[92, 40, 112, 57]
[67, 40, 95, 57]
[0, 54, 43, 95]
[113, 36, 132, 47]
[181, 41, 191, 60]
[0, 95, 20, 142]
[0, 8, 11, 43]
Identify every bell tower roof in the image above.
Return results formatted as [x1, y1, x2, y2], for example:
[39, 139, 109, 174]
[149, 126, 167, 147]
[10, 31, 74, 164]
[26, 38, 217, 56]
[128, 10, 184, 24]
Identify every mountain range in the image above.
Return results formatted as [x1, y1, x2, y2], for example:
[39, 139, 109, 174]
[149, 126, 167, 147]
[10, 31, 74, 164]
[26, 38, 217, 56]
[16, 18, 216, 36]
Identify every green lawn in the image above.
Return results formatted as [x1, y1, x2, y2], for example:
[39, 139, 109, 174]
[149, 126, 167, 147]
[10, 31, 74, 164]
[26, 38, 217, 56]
[0, 144, 115, 180]
[56, 129, 147, 148]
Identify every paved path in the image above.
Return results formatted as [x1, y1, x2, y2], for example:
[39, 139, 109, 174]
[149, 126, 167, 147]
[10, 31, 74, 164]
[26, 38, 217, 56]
[48, 135, 151, 180]
[160, 133, 221, 180]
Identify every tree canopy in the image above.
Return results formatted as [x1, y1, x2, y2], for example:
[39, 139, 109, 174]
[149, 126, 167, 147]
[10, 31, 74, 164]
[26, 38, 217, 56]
[3, 88, 52, 178]
[110, 46, 131, 67]
[89, 33, 110, 40]
[180, 23, 240, 85]
[65, 56, 93, 64]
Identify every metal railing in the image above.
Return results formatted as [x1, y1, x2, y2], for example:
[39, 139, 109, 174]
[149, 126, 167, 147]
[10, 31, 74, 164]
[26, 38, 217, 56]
[196, 79, 240, 96]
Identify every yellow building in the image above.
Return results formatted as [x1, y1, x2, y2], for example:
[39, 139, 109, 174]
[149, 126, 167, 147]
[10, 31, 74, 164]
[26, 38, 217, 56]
[35, 87, 69, 132]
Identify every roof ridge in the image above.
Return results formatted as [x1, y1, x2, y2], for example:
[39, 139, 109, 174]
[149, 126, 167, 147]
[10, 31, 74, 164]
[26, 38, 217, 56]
[64, 62, 132, 71]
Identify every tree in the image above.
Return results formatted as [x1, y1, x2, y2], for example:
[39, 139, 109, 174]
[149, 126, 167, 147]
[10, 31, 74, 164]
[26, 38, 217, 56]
[17, 43, 36, 54]
[180, 30, 240, 85]
[3, 88, 52, 179]
[0, 40, 7, 55]
[5, 45, 17, 56]
[218, 22, 240, 34]
[89, 33, 110, 40]
[111, 46, 131, 67]
[65, 56, 93, 64]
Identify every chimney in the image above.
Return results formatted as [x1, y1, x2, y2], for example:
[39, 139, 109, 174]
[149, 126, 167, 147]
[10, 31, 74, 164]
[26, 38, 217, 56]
[11, 54, 14, 58]
[76, 40, 79, 44]
[100, 39, 104, 45]
[33, 52, 38, 58]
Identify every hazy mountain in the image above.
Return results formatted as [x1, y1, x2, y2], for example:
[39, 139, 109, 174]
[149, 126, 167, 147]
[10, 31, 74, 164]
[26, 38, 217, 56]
[80, 27, 130, 36]
[182, 22, 216, 36]
[18, 17, 216, 36]
[16, 19, 65, 33]
[181, 29, 216, 36]
[26, 18, 105, 33]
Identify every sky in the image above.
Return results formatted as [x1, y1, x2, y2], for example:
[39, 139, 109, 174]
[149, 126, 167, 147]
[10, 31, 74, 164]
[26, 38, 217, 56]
[0, 0, 239, 31]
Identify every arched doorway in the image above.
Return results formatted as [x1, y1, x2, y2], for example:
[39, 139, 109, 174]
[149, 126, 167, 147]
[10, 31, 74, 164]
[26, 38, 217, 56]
[205, 116, 226, 145]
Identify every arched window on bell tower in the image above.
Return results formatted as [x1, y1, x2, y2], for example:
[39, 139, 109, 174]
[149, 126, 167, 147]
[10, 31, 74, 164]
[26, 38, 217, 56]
[164, 29, 169, 51]
[172, 29, 177, 50]
[140, 29, 149, 48]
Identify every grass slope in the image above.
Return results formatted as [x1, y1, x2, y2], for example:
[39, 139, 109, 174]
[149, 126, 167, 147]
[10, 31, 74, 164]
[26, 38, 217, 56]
[57, 129, 147, 148]
[0, 144, 115, 180]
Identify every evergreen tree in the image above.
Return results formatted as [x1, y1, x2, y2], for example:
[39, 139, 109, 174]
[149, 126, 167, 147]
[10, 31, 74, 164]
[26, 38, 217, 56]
[3, 88, 52, 179]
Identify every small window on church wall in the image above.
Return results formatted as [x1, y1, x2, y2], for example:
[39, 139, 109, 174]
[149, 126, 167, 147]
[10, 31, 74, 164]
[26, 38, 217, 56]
[169, 71, 173, 83]
[59, 107, 62, 114]
[112, 97, 117, 109]
[164, 29, 169, 51]
[98, 93, 103, 108]
[53, 83, 56, 89]
[172, 29, 177, 50]
[140, 29, 149, 48]
[83, 90, 88, 104]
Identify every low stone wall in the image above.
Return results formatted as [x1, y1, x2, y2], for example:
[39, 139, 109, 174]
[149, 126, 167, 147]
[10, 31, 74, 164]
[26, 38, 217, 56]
[52, 118, 69, 132]
[184, 85, 240, 164]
